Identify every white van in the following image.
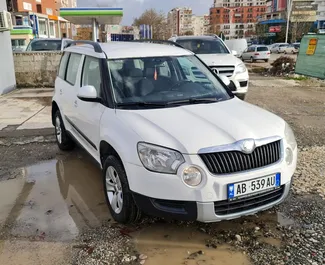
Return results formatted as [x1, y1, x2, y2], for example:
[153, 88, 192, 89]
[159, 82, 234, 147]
[224, 39, 248, 58]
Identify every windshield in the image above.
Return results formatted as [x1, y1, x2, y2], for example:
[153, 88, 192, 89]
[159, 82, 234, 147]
[176, 39, 229, 54]
[257, 47, 269, 52]
[27, 40, 62, 51]
[108, 55, 231, 109]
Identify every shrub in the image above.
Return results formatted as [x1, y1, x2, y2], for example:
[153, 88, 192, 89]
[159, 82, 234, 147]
[270, 56, 295, 75]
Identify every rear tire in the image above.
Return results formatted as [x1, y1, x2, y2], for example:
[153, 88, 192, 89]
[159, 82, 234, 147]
[265, 59, 269, 62]
[103, 155, 142, 224]
[54, 110, 75, 151]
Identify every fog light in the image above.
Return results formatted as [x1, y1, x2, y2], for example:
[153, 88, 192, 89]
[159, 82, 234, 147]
[285, 147, 293, 165]
[182, 167, 202, 186]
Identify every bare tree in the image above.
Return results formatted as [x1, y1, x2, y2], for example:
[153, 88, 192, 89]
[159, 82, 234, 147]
[133, 9, 168, 40]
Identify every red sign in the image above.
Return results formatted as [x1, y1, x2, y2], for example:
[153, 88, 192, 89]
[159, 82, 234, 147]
[269, 26, 281, 33]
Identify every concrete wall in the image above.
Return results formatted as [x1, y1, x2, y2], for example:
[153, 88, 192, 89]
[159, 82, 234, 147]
[13, 52, 62, 87]
[0, 1, 16, 95]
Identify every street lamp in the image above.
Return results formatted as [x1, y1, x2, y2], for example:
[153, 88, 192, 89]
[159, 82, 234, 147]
[285, 0, 293, 43]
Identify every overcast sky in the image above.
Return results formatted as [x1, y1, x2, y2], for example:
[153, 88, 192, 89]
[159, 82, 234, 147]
[77, 0, 212, 25]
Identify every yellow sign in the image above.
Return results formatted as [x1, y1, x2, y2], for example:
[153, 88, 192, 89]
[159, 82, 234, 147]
[306, 38, 318, 55]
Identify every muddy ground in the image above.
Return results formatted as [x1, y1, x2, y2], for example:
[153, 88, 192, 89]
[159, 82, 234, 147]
[0, 76, 325, 265]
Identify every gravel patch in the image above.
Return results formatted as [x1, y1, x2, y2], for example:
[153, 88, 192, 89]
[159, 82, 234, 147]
[72, 224, 142, 265]
[293, 146, 325, 198]
[200, 194, 325, 265]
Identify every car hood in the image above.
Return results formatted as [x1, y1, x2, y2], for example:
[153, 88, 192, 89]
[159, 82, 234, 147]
[117, 98, 285, 154]
[197, 53, 242, 67]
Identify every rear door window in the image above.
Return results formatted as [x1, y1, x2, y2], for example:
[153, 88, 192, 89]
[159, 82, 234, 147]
[66, 53, 82, 85]
[58, 52, 70, 79]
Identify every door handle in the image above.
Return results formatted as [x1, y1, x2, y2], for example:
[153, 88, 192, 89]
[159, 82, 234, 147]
[74, 100, 78, 107]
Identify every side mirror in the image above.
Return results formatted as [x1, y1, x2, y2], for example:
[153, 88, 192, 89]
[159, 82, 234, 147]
[77, 85, 101, 103]
[219, 75, 231, 87]
[231, 50, 238, 56]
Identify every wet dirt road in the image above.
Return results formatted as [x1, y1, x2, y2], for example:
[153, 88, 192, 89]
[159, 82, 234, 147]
[0, 152, 309, 265]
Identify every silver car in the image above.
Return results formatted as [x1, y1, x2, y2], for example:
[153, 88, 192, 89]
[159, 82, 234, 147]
[241, 45, 270, 63]
[270, 43, 289, 54]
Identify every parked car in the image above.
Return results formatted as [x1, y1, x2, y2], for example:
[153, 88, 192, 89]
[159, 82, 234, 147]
[52, 40, 297, 224]
[270, 43, 289, 54]
[241, 45, 270, 62]
[169, 35, 249, 100]
[284, 44, 300, 54]
[26, 38, 73, 51]
[224, 39, 248, 58]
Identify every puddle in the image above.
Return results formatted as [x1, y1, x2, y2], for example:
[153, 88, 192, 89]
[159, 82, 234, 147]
[132, 224, 251, 265]
[0, 156, 110, 241]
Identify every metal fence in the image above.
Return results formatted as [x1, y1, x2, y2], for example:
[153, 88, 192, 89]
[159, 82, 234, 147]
[295, 34, 325, 79]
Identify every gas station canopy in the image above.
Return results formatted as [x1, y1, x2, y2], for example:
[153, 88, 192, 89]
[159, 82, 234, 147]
[59, 7, 123, 25]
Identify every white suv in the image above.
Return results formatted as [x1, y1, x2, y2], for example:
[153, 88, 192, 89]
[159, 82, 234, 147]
[52, 40, 297, 224]
[169, 35, 249, 100]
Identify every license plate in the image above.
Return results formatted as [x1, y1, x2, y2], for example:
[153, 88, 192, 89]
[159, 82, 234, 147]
[227, 173, 281, 201]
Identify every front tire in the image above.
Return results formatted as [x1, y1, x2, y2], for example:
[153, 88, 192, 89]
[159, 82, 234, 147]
[103, 156, 142, 224]
[250, 57, 255, 63]
[54, 110, 74, 151]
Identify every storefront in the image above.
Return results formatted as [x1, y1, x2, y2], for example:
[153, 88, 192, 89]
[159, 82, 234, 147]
[10, 26, 34, 51]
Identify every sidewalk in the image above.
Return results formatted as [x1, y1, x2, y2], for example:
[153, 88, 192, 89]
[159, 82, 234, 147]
[0, 88, 54, 136]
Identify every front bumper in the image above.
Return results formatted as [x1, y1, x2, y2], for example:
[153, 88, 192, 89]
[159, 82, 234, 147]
[228, 70, 249, 95]
[132, 180, 292, 222]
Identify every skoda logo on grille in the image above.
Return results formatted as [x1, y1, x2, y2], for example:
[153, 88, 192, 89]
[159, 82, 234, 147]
[240, 139, 256, 154]
[212, 68, 219, 75]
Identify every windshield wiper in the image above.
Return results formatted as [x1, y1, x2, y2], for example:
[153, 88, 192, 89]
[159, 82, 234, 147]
[116, 102, 167, 108]
[166, 97, 220, 105]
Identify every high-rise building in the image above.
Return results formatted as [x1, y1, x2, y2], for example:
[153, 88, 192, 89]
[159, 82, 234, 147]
[192, 15, 210, 35]
[210, 0, 266, 39]
[167, 7, 193, 36]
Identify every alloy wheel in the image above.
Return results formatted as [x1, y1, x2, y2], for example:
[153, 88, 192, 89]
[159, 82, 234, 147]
[105, 166, 123, 214]
[55, 116, 62, 144]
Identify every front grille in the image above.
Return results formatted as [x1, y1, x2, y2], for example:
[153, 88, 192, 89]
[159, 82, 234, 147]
[214, 185, 284, 215]
[210, 65, 235, 77]
[199, 140, 281, 174]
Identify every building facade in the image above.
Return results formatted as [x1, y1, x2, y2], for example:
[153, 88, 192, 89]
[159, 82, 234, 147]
[7, 0, 74, 50]
[191, 15, 210, 35]
[210, 2, 266, 39]
[315, 0, 325, 30]
[167, 7, 193, 36]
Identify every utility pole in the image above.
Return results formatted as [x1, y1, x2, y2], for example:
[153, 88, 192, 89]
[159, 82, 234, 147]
[285, 0, 293, 43]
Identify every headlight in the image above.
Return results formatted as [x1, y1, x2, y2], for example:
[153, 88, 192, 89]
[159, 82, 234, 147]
[137, 142, 185, 174]
[284, 122, 297, 150]
[235, 63, 247, 74]
[182, 166, 202, 186]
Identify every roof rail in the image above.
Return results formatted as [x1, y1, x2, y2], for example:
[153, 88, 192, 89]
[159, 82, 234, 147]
[65, 40, 102, 53]
[132, 39, 185, 49]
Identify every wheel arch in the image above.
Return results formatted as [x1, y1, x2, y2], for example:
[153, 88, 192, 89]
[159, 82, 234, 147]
[100, 140, 125, 169]
[52, 101, 59, 126]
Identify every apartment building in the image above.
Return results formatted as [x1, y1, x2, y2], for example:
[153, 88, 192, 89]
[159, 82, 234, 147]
[8, 0, 75, 50]
[315, 0, 325, 30]
[192, 15, 210, 35]
[210, 0, 266, 39]
[167, 7, 193, 36]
